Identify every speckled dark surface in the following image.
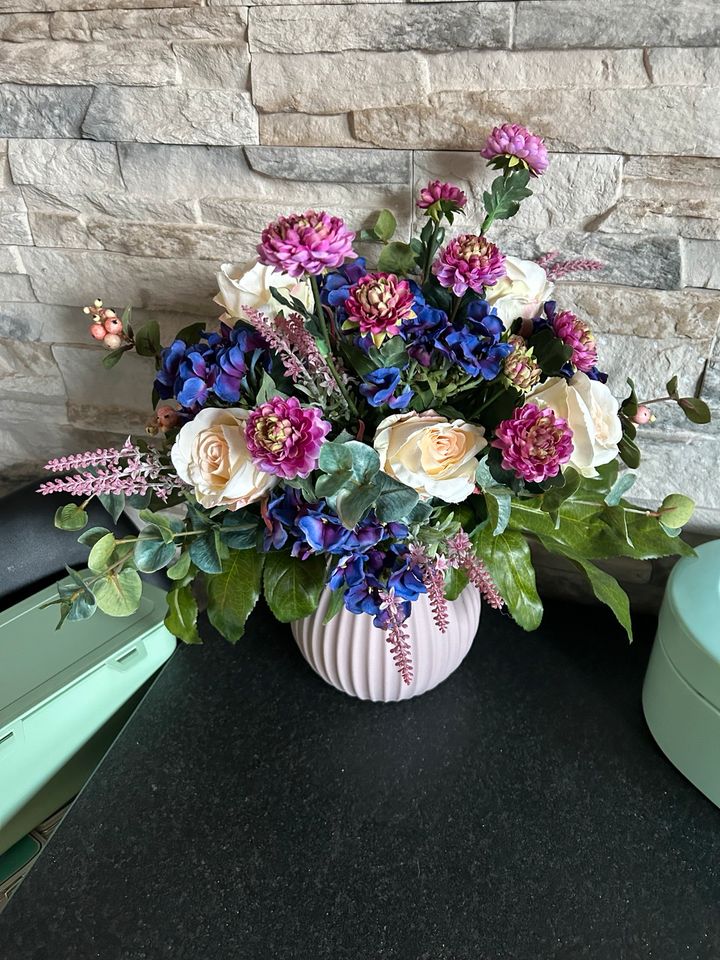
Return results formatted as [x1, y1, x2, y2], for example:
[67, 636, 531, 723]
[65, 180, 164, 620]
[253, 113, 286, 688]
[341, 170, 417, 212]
[2, 600, 720, 960]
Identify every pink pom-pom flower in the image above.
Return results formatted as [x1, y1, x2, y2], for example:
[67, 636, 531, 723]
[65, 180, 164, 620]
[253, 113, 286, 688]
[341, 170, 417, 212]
[492, 403, 573, 483]
[342, 272, 416, 347]
[550, 308, 598, 374]
[257, 210, 356, 279]
[245, 395, 331, 479]
[432, 234, 506, 297]
[481, 123, 549, 177]
[417, 180, 467, 212]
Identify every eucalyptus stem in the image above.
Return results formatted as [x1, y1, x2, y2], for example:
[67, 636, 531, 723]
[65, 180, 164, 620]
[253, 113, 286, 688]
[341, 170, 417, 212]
[309, 274, 358, 418]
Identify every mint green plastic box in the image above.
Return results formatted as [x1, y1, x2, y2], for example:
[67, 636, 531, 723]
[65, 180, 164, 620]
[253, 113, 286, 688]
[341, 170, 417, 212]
[0, 576, 175, 854]
[643, 540, 720, 808]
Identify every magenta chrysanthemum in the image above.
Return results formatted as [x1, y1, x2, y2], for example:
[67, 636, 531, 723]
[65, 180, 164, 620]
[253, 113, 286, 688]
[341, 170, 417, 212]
[432, 234, 506, 297]
[551, 309, 599, 373]
[245, 396, 330, 479]
[481, 123, 549, 177]
[492, 403, 573, 483]
[257, 210, 356, 279]
[342, 272, 416, 346]
[417, 180, 468, 212]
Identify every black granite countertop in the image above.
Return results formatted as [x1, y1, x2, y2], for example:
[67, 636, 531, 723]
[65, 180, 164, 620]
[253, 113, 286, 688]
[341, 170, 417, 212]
[2, 599, 719, 960]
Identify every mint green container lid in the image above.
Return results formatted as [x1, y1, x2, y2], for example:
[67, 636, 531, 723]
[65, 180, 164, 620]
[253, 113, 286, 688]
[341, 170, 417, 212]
[643, 540, 720, 809]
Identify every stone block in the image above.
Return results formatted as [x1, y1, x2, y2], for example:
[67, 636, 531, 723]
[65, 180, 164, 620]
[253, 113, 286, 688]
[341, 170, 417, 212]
[0, 137, 8, 185]
[594, 333, 707, 400]
[0, 83, 92, 138]
[352, 87, 720, 156]
[246, 145, 411, 184]
[0, 245, 23, 273]
[0, 0, 203, 10]
[0, 421, 124, 489]
[252, 51, 430, 114]
[82, 86, 258, 146]
[248, 2, 511, 53]
[0, 336, 65, 403]
[491, 226, 682, 290]
[0, 12, 49, 39]
[648, 46, 719, 86]
[19, 247, 221, 315]
[50, 6, 246, 41]
[630, 432, 720, 514]
[21, 184, 200, 224]
[0, 187, 32, 243]
[682, 240, 720, 290]
[623, 156, 720, 205]
[515, 0, 719, 48]
[87, 219, 254, 261]
[118, 142, 249, 198]
[0, 272, 35, 300]
[174, 40, 250, 89]
[259, 112, 358, 148]
[8, 138, 123, 191]
[413, 150, 621, 235]
[0, 39, 178, 86]
[27, 209, 101, 250]
[593, 198, 720, 242]
[555, 283, 720, 343]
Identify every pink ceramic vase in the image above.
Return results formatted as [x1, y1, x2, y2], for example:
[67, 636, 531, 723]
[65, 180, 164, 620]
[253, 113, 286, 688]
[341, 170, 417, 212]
[291, 587, 481, 702]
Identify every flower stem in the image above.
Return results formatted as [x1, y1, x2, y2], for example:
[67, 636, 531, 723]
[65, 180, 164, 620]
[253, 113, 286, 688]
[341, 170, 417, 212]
[309, 274, 358, 418]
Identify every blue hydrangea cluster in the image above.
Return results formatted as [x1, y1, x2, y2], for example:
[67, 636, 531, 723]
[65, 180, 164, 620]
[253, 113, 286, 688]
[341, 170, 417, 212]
[263, 488, 425, 626]
[401, 298, 513, 380]
[154, 323, 269, 411]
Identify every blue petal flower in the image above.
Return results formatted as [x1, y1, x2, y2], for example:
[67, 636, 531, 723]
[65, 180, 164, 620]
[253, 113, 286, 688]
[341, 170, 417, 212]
[359, 366, 414, 410]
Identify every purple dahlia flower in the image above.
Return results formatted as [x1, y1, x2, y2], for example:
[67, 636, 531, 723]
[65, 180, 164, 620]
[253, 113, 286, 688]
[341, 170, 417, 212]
[417, 180, 468, 212]
[492, 403, 573, 484]
[433, 234, 506, 297]
[481, 123, 549, 177]
[246, 396, 330, 480]
[257, 209, 356, 279]
[342, 272, 416, 347]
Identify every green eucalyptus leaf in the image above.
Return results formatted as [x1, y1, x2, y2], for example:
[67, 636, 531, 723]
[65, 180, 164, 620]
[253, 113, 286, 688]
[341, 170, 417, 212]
[377, 241, 416, 274]
[407, 501, 433, 523]
[315, 471, 352, 499]
[54, 503, 88, 531]
[66, 591, 97, 623]
[256, 370, 282, 404]
[138, 508, 184, 541]
[474, 525, 542, 630]
[604, 472, 636, 507]
[660, 493, 695, 528]
[189, 529, 223, 574]
[263, 550, 326, 622]
[166, 550, 192, 581]
[165, 584, 201, 644]
[78, 526, 110, 547]
[88, 532, 117, 573]
[335, 483, 378, 529]
[318, 440, 354, 475]
[219, 514, 261, 550]
[134, 526, 177, 573]
[98, 491, 125, 523]
[207, 549, 264, 642]
[374, 473, 419, 523]
[373, 209, 397, 243]
[94, 568, 143, 617]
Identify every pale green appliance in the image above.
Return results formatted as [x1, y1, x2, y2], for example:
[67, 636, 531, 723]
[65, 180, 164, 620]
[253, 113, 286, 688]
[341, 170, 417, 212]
[0, 575, 176, 855]
[643, 540, 720, 809]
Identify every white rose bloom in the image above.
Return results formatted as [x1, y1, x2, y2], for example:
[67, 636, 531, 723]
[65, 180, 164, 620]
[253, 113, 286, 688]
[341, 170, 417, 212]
[374, 411, 487, 503]
[214, 259, 313, 319]
[484, 256, 554, 324]
[529, 373, 622, 478]
[171, 408, 278, 511]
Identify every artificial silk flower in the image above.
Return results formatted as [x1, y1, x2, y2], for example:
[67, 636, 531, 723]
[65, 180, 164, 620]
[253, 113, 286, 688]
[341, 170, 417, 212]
[214, 260, 313, 320]
[483, 256, 554, 324]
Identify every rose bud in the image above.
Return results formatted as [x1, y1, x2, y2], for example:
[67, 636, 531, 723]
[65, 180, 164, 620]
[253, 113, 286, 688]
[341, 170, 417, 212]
[103, 314, 124, 335]
[104, 333, 123, 350]
[631, 405, 654, 425]
[156, 405, 180, 430]
[89, 323, 107, 341]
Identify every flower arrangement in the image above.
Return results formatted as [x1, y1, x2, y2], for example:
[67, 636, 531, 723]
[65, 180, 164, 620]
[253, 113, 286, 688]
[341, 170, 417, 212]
[41, 123, 710, 684]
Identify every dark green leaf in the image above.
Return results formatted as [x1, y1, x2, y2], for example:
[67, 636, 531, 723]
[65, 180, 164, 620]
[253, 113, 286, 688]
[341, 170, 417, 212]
[618, 433, 641, 469]
[377, 241, 416, 274]
[134, 526, 177, 573]
[263, 550, 326, 622]
[189, 529, 223, 574]
[134, 319, 161, 357]
[102, 346, 131, 369]
[207, 549, 264, 642]
[54, 503, 88, 531]
[78, 526, 110, 547]
[541, 468, 581, 515]
[550, 547, 633, 642]
[219, 514, 261, 550]
[666, 375, 679, 399]
[98, 491, 125, 523]
[474, 525, 542, 630]
[322, 587, 347, 625]
[444, 566, 468, 602]
[174, 321, 206, 345]
[677, 397, 711, 424]
[374, 472, 419, 522]
[165, 584, 201, 644]
[482, 169, 532, 222]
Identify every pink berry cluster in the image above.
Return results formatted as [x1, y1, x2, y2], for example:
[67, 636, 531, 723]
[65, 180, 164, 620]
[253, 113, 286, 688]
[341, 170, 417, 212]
[84, 299, 126, 350]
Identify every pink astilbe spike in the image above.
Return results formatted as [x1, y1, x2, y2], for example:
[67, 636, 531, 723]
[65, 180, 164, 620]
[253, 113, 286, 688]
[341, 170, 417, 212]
[378, 589, 414, 686]
[243, 307, 339, 398]
[38, 439, 184, 502]
[536, 251, 605, 281]
[408, 542, 450, 633]
[446, 531, 504, 610]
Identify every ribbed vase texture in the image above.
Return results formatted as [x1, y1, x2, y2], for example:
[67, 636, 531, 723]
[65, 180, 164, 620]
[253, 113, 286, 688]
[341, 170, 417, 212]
[291, 587, 481, 702]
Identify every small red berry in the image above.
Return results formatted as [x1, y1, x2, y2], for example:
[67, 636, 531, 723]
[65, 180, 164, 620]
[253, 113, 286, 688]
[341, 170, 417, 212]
[632, 405, 653, 425]
[104, 333, 123, 350]
[89, 323, 107, 340]
[156, 406, 180, 430]
[103, 315, 123, 335]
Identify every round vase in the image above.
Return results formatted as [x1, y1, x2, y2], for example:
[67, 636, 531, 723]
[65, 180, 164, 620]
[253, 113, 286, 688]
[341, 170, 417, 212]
[290, 588, 481, 702]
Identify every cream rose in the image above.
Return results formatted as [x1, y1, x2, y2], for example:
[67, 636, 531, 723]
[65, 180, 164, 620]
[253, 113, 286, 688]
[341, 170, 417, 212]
[214, 259, 313, 319]
[171, 408, 278, 511]
[374, 411, 487, 503]
[484, 256, 554, 324]
[529, 373, 622, 478]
